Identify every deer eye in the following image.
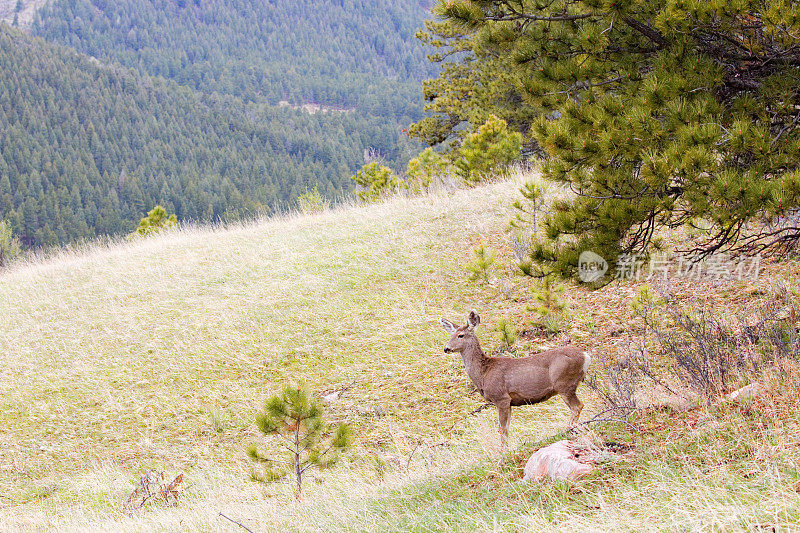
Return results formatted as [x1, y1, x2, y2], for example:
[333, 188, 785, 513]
[458, 334, 464, 338]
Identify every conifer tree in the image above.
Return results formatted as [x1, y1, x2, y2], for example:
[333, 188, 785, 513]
[466, 242, 497, 282]
[409, 17, 539, 153]
[247, 385, 351, 499]
[0, 220, 21, 266]
[427, 0, 800, 279]
[134, 205, 177, 236]
[454, 115, 522, 184]
[351, 162, 406, 201]
[405, 147, 449, 191]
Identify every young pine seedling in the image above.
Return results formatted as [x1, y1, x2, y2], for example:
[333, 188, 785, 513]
[247, 385, 351, 499]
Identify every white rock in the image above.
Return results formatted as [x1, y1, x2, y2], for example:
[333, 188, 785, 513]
[726, 382, 762, 403]
[523, 440, 593, 482]
[322, 390, 341, 403]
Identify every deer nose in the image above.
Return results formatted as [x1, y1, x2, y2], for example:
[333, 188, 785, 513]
[443, 347, 452, 353]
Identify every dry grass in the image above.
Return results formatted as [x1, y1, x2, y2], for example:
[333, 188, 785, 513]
[1, 172, 578, 531]
[3, 170, 800, 531]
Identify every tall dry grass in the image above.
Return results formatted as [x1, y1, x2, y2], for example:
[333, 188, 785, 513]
[4, 169, 799, 532]
[2, 172, 580, 531]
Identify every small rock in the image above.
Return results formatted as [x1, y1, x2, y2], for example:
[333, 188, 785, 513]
[726, 382, 762, 403]
[523, 440, 593, 482]
[322, 390, 341, 403]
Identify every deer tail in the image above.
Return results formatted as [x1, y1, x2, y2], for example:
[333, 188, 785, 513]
[582, 350, 592, 373]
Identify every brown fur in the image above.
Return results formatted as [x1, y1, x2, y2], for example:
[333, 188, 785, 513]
[441, 311, 589, 450]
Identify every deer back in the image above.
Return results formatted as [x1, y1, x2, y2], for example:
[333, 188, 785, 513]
[482, 346, 588, 405]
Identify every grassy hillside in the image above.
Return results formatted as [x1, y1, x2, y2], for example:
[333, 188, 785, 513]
[3, 172, 800, 531]
[0, 174, 532, 530]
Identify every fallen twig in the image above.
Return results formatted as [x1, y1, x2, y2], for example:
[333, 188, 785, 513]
[219, 512, 255, 533]
[568, 417, 639, 433]
[469, 403, 493, 416]
[567, 407, 640, 434]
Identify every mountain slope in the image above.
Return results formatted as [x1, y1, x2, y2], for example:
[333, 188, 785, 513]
[0, 26, 416, 246]
[2, 173, 800, 531]
[0, 174, 533, 530]
[32, 0, 435, 122]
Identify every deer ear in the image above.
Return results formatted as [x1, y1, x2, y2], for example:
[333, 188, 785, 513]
[440, 318, 457, 334]
[467, 310, 480, 329]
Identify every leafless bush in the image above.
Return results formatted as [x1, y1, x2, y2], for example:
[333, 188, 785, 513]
[587, 284, 800, 407]
[584, 346, 641, 408]
[123, 471, 184, 515]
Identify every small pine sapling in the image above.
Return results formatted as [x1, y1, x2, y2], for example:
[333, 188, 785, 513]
[528, 275, 568, 335]
[510, 182, 545, 232]
[453, 115, 522, 184]
[297, 187, 329, 214]
[511, 183, 546, 276]
[466, 242, 496, 283]
[133, 205, 177, 236]
[351, 162, 406, 201]
[247, 385, 351, 499]
[405, 147, 450, 192]
[494, 319, 518, 352]
[0, 220, 21, 267]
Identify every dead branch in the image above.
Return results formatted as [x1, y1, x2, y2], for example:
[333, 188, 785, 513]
[219, 512, 255, 533]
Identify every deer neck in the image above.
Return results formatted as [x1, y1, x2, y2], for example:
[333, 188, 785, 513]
[461, 340, 487, 387]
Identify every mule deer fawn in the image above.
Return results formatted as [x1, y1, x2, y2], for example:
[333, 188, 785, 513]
[441, 311, 590, 450]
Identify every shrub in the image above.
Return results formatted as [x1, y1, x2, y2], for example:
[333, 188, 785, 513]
[587, 285, 800, 407]
[351, 162, 406, 201]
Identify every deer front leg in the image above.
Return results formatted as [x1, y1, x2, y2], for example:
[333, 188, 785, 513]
[496, 400, 511, 453]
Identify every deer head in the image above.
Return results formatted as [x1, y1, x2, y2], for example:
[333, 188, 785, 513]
[441, 310, 481, 353]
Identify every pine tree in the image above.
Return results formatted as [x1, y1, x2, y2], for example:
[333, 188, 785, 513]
[247, 385, 351, 499]
[454, 115, 522, 184]
[494, 319, 517, 351]
[466, 242, 496, 283]
[405, 147, 448, 191]
[428, 0, 800, 279]
[528, 275, 568, 335]
[351, 162, 406, 201]
[409, 17, 539, 154]
[0, 220, 21, 266]
[133, 205, 177, 236]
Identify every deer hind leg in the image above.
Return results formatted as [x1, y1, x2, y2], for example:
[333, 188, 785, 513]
[561, 391, 583, 427]
[497, 400, 511, 453]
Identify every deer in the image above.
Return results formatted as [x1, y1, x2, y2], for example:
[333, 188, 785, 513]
[441, 310, 590, 451]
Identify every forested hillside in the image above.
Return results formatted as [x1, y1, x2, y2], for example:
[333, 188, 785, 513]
[0, 0, 435, 248]
[0, 26, 417, 247]
[32, 0, 434, 122]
